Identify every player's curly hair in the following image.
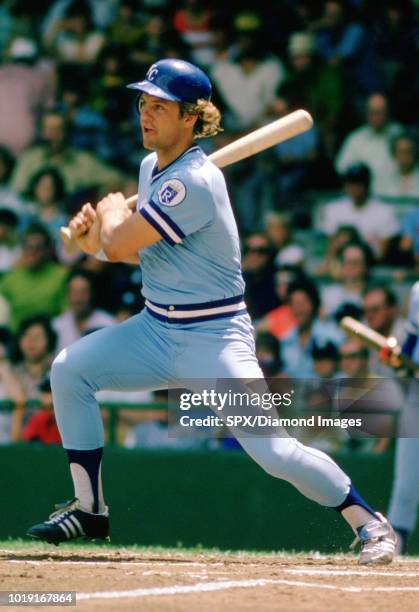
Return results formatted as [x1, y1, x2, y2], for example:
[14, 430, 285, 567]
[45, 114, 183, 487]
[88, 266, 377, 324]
[179, 99, 223, 139]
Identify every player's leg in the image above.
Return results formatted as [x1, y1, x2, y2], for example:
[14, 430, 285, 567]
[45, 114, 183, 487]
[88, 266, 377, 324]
[177, 314, 395, 563]
[27, 311, 173, 544]
[387, 380, 419, 553]
[388, 437, 419, 552]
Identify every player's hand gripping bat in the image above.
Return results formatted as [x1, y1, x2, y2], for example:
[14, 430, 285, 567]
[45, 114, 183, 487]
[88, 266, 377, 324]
[341, 316, 418, 372]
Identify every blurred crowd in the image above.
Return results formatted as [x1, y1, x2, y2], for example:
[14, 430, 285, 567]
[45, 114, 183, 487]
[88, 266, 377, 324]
[0, 0, 418, 450]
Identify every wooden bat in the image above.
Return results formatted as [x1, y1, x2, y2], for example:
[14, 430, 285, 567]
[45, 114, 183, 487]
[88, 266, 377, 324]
[60, 109, 313, 244]
[341, 316, 418, 372]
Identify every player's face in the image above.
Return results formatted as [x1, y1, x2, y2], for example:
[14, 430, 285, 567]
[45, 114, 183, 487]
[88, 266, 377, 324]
[139, 94, 191, 152]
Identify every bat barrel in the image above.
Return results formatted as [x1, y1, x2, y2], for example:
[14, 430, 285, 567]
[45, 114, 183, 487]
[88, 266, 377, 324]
[209, 110, 313, 168]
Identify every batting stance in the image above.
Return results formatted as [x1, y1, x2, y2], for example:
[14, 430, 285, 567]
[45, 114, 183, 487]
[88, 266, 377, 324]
[387, 281, 419, 552]
[28, 59, 395, 564]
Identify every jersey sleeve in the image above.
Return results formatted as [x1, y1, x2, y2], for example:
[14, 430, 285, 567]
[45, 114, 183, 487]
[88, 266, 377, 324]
[139, 173, 214, 246]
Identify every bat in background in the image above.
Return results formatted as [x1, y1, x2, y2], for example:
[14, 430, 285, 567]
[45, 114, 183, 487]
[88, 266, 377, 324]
[341, 316, 418, 372]
[60, 109, 313, 244]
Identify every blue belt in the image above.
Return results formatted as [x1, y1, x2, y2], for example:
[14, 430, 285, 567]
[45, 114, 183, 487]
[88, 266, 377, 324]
[145, 295, 247, 324]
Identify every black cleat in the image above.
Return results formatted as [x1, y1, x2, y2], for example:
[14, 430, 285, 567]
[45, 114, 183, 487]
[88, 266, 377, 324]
[27, 498, 110, 546]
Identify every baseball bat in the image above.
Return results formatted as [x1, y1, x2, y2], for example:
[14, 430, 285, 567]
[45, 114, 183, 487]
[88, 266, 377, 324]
[341, 316, 418, 372]
[60, 109, 313, 244]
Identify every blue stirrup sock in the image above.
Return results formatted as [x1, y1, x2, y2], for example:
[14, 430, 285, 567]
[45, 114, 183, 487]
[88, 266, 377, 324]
[66, 448, 105, 514]
[334, 483, 377, 516]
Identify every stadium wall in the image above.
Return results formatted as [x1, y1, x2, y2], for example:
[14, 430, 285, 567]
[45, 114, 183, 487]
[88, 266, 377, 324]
[1, 445, 418, 553]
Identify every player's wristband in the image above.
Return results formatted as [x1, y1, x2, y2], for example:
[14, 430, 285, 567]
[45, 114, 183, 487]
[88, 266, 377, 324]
[94, 248, 109, 262]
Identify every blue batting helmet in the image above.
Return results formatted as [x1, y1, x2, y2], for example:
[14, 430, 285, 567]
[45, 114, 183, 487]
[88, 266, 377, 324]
[127, 59, 212, 103]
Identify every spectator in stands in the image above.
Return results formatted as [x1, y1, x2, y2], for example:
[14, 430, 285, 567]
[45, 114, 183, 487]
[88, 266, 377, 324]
[0, 146, 14, 192]
[264, 212, 305, 268]
[25, 167, 69, 239]
[12, 316, 60, 444]
[59, 80, 107, 157]
[10, 109, 124, 197]
[0, 209, 21, 274]
[130, 13, 186, 74]
[242, 233, 278, 321]
[314, 225, 361, 279]
[173, 0, 216, 67]
[42, 0, 118, 35]
[321, 241, 373, 319]
[335, 93, 402, 194]
[314, 0, 383, 95]
[88, 46, 138, 169]
[12, 316, 57, 403]
[107, 0, 145, 49]
[22, 407, 61, 444]
[399, 208, 419, 273]
[256, 266, 304, 340]
[0, 223, 67, 330]
[43, 1, 105, 70]
[53, 269, 115, 353]
[255, 331, 282, 377]
[312, 340, 340, 379]
[269, 93, 321, 200]
[318, 163, 399, 259]
[364, 284, 406, 342]
[0, 327, 25, 443]
[280, 279, 343, 377]
[376, 133, 419, 199]
[212, 40, 285, 131]
[339, 337, 371, 378]
[362, 284, 407, 376]
[278, 31, 346, 156]
[0, 37, 54, 157]
[20, 369, 60, 445]
[0, 146, 26, 215]
[372, 0, 419, 97]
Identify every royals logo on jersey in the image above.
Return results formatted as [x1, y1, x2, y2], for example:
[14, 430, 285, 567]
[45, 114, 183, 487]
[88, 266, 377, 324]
[158, 179, 186, 207]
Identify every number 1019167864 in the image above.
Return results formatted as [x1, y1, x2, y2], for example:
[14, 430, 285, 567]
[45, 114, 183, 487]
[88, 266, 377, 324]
[0, 591, 76, 606]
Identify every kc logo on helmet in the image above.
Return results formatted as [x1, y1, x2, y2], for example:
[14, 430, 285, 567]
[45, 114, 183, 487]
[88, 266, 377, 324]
[147, 65, 159, 81]
[158, 179, 186, 207]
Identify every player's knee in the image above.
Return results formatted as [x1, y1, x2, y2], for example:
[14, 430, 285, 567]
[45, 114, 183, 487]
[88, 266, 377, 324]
[51, 347, 83, 391]
[254, 439, 296, 479]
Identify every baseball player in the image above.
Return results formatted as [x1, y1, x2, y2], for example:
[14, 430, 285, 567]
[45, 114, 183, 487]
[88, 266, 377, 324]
[387, 281, 419, 553]
[27, 59, 395, 564]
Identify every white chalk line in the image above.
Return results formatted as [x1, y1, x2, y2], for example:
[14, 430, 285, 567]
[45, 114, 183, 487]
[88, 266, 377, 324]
[5, 559, 419, 599]
[6, 559, 419, 579]
[76, 578, 419, 600]
[287, 567, 419, 578]
[6, 559, 213, 567]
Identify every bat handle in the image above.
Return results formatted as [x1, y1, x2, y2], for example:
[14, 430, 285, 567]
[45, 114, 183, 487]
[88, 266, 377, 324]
[59, 194, 138, 246]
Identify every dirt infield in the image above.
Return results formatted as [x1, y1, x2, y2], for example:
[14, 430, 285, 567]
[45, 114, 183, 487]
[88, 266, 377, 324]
[1, 546, 419, 612]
